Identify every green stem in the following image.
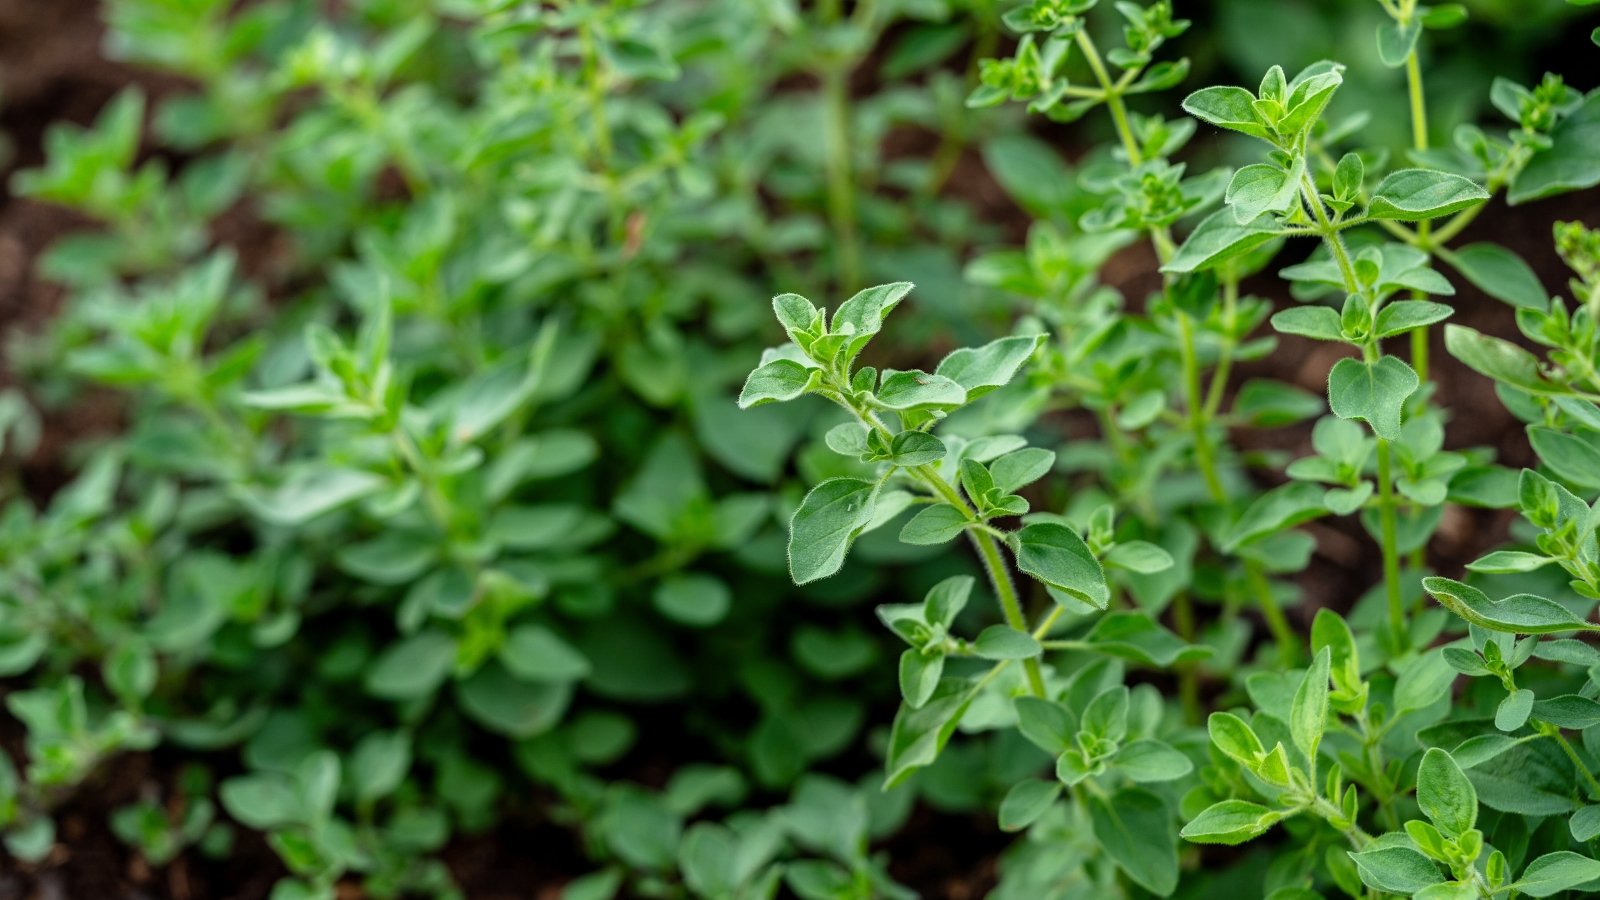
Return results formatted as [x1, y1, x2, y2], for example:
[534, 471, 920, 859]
[1375, 438, 1406, 644]
[1072, 29, 1141, 165]
[1172, 591, 1203, 725]
[1247, 562, 1298, 667]
[1544, 723, 1600, 800]
[822, 61, 862, 291]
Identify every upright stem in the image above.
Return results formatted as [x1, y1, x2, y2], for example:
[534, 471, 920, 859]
[1303, 173, 1409, 643]
[971, 528, 1048, 697]
[822, 61, 862, 292]
[1404, 36, 1432, 386]
[1375, 437, 1406, 645]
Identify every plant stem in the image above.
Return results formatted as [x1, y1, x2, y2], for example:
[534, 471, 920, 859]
[1072, 30, 1142, 165]
[1542, 722, 1600, 800]
[1374, 438, 1406, 644]
[822, 61, 862, 292]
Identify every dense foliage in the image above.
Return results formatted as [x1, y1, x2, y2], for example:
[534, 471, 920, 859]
[1, 0, 1599, 897]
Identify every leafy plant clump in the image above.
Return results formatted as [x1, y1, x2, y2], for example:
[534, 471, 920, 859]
[1, 0, 1598, 897]
[745, 0, 1600, 896]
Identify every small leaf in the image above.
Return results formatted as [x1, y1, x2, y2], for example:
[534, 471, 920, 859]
[1226, 159, 1304, 223]
[1181, 800, 1281, 845]
[1417, 748, 1478, 837]
[1496, 689, 1535, 731]
[738, 359, 817, 408]
[1367, 169, 1489, 221]
[1162, 209, 1283, 274]
[1290, 647, 1332, 765]
[1374, 301, 1453, 338]
[1102, 541, 1174, 574]
[875, 370, 966, 410]
[887, 431, 948, 467]
[1271, 305, 1345, 341]
[1349, 847, 1445, 894]
[999, 779, 1062, 832]
[788, 478, 880, 585]
[1467, 551, 1553, 574]
[1444, 243, 1548, 310]
[1376, 19, 1422, 67]
[1014, 697, 1075, 754]
[1182, 86, 1273, 141]
[1115, 739, 1193, 783]
[1528, 426, 1600, 490]
[1088, 788, 1180, 896]
[1327, 356, 1419, 440]
[1512, 852, 1600, 898]
[972, 625, 1042, 660]
[1015, 522, 1109, 608]
[989, 448, 1055, 494]
[934, 334, 1045, 399]
[899, 504, 969, 545]
[1424, 577, 1600, 634]
[1570, 806, 1600, 842]
[831, 282, 914, 364]
[1445, 325, 1561, 395]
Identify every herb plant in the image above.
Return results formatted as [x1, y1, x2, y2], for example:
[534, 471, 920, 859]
[2, 0, 1599, 897]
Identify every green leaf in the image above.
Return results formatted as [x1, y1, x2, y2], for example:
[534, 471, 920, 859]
[1115, 739, 1193, 783]
[365, 630, 456, 700]
[243, 467, 386, 526]
[1222, 482, 1328, 551]
[1271, 306, 1345, 341]
[1349, 847, 1445, 894]
[934, 334, 1045, 399]
[1225, 159, 1304, 223]
[1528, 426, 1600, 490]
[989, 448, 1055, 494]
[1468, 551, 1553, 574]
[1417, 748, 1477, 837]
[830, 282, 914, 364]
[1376, 19, 1421, 67]
[1162, 209, 1283, 274]
[1181, 800, 1281, 845]
[1208, 712, 1266, 767]
[773, 293, 820, 343]
[1087, 787, 1180, 896]
[788, 478, 880, 585]
[1512, 852, 1600, 898]
[1014, 697, 1075, 754]
[874, 370, 967, 410]
[500, 624, 591, 682]
[1366, 169, 1489, 221]
[1570, 806, 1600, 842]
[971, 625, 1042, 660]
[1374, 301, 1453, 338]
[652, 573, 732, 627]
[1445, 325, 1561, 395]
[1532, 694, 1600, 729]
[349, 731, 412, 803]
[1182, 86, 1273, 141]
[899, 649, 943, 708]
[884, 678, 977, 788]
[1423, 577, 1600, 634]
[1084, 612, 1209, 666]
[999, 779, 1062, 832]
[1444, 243, 1548, 310]
[1015, 522, 1109, 608]
[887, 431, 948, 467]
[1327, 356, 1419, 440]
[1496, 688, 1535, 731]
[1509, 92, 1600, 204]
[738, 359, 817, 409]
[1102, 541, 1174, 574]
[1395, 649, 1457, 712]
[455, 663, 571, 738]
[899, 503, 969, 545]
[1290, 647, 1331, 765]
